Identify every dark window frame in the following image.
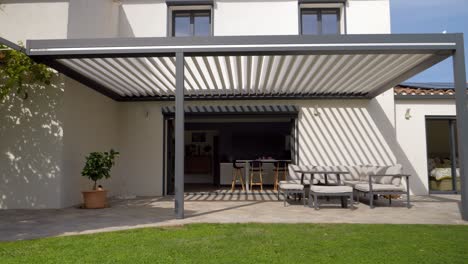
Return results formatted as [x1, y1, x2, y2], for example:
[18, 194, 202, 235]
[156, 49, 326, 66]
[425, 115, 460, 194]
[300, 8, 341, 35]
[171, 9, 212, 37]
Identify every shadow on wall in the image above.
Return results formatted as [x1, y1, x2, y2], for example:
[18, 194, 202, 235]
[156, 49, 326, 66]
[297, 99, 424, 194]
[368, 99, 426, 195]
[118, 1, 135, 37]
[0, 75, 64, 209]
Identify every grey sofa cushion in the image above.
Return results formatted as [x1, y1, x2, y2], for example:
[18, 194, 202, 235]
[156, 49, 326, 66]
[354, 183, 405, 192]
[278, 182, 304, 191]
[370, 164, 403, 184]
[343, 166, 365, 182]
[343, 180, 364, 187]
[279, 179, 311, 185]
[388, 164, 403, 185]
[310, 185, 353, 194]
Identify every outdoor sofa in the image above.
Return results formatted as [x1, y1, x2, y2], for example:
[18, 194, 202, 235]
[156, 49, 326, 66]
[341, 164, 411, 208]
[279, 164, 410, 209]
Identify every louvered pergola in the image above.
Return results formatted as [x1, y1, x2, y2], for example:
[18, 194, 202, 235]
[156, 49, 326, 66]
[1, 33, 465, 220]
[25, 34, 458, 101]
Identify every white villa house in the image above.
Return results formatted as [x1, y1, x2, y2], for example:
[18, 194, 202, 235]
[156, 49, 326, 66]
[0, 0, 467, 220]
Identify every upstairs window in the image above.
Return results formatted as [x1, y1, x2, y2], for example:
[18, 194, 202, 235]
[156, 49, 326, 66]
[172, 10, 211, 37]
[301, 8, 340, 35]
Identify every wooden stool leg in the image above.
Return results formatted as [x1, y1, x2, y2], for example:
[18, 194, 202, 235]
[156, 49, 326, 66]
[238, 169, 245, 191]
[250, 171, 254, 190]
[273, 170, 279, 191]
[260, 171, 263, 192]
[231, 169, 236, 192]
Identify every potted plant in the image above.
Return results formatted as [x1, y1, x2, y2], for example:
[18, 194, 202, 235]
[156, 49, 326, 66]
[81, 149, 119, 209]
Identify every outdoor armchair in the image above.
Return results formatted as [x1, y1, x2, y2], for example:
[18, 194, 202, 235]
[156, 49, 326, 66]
[354, 164, 411, 208]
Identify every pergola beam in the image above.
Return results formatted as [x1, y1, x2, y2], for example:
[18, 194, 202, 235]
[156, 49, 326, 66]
[26, 34, 457, 57]
[453, 35, 468, 221]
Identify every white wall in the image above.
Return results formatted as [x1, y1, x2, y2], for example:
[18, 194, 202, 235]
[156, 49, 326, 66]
[214, 0, 299, 36]
[395, 99, 456, 195]
[118, 0, 167, 37]
[67, 0, 120, 38]
[0, 0, 126, 209]
[297, 100, 396, 166]
[0, 0, 69, 42]
[0, 76, 65, 209]
[0, 1, 69, 209]
[116, 102, 165, 197]
[61, 79, 121, 208]
[347, 0, 391, 34]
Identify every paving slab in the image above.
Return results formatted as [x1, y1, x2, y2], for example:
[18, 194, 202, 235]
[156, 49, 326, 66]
[0, 194, 465, 241]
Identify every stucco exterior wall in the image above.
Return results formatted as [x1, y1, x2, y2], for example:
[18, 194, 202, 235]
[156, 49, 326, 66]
[395, 99, 457, 195]
[214, 0, 299, 36]
[61, 79, 121, 208]
[0, 0, 125, 208]
[0, 77, 65, 209]
[0, 1, 69, 209]
[0, 1, 69, 42]
[346, 0, 391, 34]
[116, 103, 165, 197]
[67, 0, 120, 38]
[118, 0, 167, 37]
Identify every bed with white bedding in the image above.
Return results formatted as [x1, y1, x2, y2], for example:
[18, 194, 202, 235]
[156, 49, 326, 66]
[428, 157, 460, 192]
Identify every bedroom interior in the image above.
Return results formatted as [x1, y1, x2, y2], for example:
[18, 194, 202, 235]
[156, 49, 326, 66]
[426, 117, 460, 193]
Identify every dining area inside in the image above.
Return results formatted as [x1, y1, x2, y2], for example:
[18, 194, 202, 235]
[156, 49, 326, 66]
[163, 105, 299, 195]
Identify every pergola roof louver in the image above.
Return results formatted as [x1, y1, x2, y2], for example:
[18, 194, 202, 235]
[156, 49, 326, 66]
[161, 104, 299, 115]
[54, 53, 440, 99]
[25, 34, 455, 101]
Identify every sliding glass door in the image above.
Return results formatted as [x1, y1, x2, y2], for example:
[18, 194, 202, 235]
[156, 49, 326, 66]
[426, 117, 459, 193]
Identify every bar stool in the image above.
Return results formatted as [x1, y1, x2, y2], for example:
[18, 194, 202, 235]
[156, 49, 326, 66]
[273, 161, 288, 191]
[249, 160, 263, 192]
[231, 161, 245, 192]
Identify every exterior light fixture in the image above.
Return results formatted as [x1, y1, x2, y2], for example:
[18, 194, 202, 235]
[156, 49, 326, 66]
[405, 108, 412, 120]
[313, 105, 320, 116]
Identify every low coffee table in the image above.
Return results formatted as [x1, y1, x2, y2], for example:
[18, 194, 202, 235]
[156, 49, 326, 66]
[293, 168, 351, 208]
[309, 185, 354, 210]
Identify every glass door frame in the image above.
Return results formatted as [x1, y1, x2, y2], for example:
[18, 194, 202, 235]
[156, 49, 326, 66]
[425, 115, 459, 194]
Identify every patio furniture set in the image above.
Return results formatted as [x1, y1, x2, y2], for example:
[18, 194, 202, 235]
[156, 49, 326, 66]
[278, 164, 411, 209]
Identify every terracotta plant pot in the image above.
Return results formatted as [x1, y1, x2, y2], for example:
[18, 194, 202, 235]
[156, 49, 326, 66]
[82, 190, 108, 209]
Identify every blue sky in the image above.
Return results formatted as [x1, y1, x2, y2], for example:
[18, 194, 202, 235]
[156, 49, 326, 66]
[391, 0, 468, 82]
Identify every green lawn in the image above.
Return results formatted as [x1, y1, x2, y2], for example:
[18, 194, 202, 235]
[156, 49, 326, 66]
[0, 224, 467, 263]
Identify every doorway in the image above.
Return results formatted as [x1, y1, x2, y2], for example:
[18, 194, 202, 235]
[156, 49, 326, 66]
[164, 114, 298, 195]
[426, 117, 459, 193]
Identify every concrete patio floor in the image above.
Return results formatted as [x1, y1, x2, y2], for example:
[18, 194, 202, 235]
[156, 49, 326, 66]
[0, 193, 465, 241]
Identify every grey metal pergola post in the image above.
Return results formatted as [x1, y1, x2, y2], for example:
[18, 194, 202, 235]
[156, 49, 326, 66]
[175, 51, 185, 219]
[453, 34, 468, 221]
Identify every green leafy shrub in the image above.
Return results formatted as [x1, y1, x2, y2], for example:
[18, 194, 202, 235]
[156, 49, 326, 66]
[0, 43, 53, 101]
[81, 149, 119, 190]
